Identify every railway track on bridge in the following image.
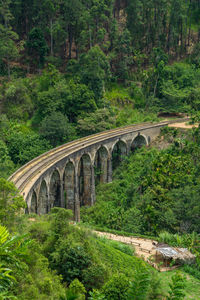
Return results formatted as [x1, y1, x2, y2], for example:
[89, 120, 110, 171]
[9, 118, 189, 201]
[10, 121, 153, 184]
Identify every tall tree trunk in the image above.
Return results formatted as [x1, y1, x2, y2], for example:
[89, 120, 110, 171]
[50, 19, 53, 56]
[68, 26, 73, 59]
[180, 19, 183, 55]
[187, 0, 192, 46]
[198, 27, 200, 43]
[25, 16, 28, 37]
[7, 62, 10, 79]
[153, 74, 159, 98]
[76, 45, 79, 59]
[89, 25, 92, 49]
[167, 24, 171, 54]
[185, 0, 189, 50]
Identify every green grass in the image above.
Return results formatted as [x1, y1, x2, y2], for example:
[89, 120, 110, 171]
[105, 83, 133, 107]
[115, 106, 159, 127]
[104, 82, 159, 126]
[82, 223, 157, 240]
[92, 226, 200, 299]
[191, 23, 200, 32]
[95, 231, 200, 298]
[82, 223, 200, 298]
[158, 269, 200, 300]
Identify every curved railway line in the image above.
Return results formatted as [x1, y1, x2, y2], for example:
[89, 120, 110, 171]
[9, 118, 189, 205]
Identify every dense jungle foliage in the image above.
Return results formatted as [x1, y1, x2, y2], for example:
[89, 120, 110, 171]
[1, 204, 198, 300]
[1, 0, 200, 298]
[82, 127, 200, 235]
[82, 126, 200, 295]
[1, 0, 200, 176]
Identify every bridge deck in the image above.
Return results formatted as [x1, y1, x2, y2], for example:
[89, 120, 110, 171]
[9, 119, 189, 200]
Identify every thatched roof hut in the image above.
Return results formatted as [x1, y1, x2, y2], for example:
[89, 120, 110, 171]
[156, 243, 195, 264]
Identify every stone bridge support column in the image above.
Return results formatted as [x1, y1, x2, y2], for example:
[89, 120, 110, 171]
[60, 179, 65, 208]
[100, 150, 109, 183]
[78, 154, 92, 207]
[126, 140, 132, 154]
[120, 141, 127, 158]
[38, 180, 49, 215]
[94, 146, 109, 184]
[108, 156, 112, 183]
[91, 164, 96, 205]
[45, 176, 51, 213]
[83, 159, 92, 206]
[74, 170, 80, 222]
[64, 162, 75, 211]
[47, 193, 51, 213]
[49, 170, 62, 209]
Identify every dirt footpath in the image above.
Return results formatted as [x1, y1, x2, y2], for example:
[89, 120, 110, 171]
[94, 230, 156, 259]
[168, 122, 198, 129]
[94, 231, 178, 272]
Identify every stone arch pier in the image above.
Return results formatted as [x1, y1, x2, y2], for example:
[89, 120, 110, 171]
[9, 120, 186, 221]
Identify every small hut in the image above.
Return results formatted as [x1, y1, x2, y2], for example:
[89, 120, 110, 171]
[155, 243, 195, 267]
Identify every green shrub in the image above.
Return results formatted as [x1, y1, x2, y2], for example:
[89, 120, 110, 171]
[68, 279, 86, 300]
[82, 263, 108, 291]
[167, 272, 186, 300]
[6, 130, 50, 165]
[2, 79, 34, 121]
[40, 111, 77, 147]
[50, 243, 91, 283]
[102, 274, 130, 300]
[99, 237, 135, 256]
[182, 264, 200, 280]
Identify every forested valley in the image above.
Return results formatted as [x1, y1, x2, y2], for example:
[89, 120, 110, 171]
[0, 0, 200, 299]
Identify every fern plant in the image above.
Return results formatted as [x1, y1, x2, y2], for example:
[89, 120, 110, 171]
[0, 225, 30, 293]
[0, 225, 30, 265]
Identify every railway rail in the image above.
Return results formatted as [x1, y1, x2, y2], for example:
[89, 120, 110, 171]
[9, 118, 189, 201]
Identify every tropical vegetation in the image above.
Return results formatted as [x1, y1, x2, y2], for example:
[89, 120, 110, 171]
[0, 0, 200, 298]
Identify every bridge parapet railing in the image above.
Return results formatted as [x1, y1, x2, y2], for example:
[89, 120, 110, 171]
[9, 117, 190, 188]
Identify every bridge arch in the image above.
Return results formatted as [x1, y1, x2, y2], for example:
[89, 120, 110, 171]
[78, 153, 92, 207]
[63, 161, 75, 211]
[9, 119, 176, 220]
[94, 146, 109, 184]
[30, 190, 37, 214]
[131, 134, 148, 151]
[112, 140, 127, 170]
[38, 180, 48, 215]
[49, 169, 62, 209]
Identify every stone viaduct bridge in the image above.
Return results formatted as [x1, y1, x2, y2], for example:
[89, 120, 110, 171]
[9, 119, 185, 222]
